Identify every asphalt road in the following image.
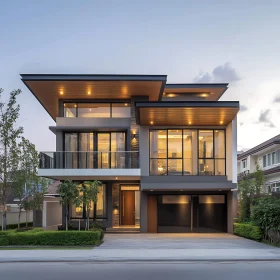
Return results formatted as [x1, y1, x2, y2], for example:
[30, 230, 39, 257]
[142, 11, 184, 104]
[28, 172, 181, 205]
[0, 262, 280, 280]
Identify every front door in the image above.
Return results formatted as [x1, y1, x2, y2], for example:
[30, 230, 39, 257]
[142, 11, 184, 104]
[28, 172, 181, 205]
[121, 190, 135, 225]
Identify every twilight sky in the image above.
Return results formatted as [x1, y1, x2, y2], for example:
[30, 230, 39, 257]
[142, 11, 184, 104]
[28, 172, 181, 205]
[0, 0, 280, 152]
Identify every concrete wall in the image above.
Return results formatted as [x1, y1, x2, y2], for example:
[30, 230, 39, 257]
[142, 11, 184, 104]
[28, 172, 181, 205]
[227, 190, 238, 233]
[0, 210, 33, 226]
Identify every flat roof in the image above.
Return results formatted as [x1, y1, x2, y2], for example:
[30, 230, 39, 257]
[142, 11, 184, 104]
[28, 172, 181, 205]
[21, 74, 167, 120]
[163, 83, 228, 101]
[135, 101, 239, 126]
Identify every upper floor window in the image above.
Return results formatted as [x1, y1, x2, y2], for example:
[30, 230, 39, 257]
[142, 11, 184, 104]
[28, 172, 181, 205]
[272, 152, 276, 165]
[242, 159, 247, 169]
[63, 102, 130, 118]
[149, 129, 225, 176]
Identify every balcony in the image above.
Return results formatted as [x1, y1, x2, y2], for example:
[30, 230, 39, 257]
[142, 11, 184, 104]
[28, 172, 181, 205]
[39, 151, 140, 180]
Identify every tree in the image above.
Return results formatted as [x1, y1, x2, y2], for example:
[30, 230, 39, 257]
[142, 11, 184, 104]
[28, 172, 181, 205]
[77, 180, 102, 231]
[238, 175, 252, 222]
[0, 89, 23, 230]
[57, 179, 79, 231]
[12, 137, 39, 228]
[253, 163, 265, 195]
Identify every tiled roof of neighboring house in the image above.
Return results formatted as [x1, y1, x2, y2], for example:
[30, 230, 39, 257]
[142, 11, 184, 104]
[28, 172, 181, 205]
[238, 134, 280, 160]
[46, 181, 60, 195]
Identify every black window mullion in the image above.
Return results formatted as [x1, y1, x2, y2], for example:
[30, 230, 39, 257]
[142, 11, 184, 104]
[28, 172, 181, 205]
[166, 129, 168, 176]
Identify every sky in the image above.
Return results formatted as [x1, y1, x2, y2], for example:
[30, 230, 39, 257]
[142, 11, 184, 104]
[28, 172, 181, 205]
[0, 0, 280, 152]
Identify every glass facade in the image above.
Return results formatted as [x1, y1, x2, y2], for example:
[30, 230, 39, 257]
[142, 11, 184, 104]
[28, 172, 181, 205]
[63, 102, 130, 118]
[150, 129, 225, 176]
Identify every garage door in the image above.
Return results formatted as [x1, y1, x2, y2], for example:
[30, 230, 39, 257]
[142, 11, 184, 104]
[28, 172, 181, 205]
[157, 194, 227, 233]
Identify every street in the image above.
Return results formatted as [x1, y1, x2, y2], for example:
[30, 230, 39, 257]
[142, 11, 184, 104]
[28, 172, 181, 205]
[0, 262, 280, 280]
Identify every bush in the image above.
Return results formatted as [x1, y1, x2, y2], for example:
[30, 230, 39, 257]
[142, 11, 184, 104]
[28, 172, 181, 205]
[0, 230, 103, 246]
[234, 223, 262, 241]
[0, 222, 33, 231]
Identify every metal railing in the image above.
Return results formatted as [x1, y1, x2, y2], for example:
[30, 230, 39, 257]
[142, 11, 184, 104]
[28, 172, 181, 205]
[39, 151, 139, 169]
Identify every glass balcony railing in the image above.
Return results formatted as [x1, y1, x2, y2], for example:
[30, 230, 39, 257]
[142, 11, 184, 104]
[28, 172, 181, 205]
[39, 151, 139, 169]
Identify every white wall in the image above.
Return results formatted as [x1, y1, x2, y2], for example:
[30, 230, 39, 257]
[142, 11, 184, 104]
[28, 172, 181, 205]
[0, 209, 33, 226]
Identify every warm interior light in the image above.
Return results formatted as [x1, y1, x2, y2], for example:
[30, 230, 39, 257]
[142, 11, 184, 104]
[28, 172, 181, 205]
[60, 91, 64, 95]
[199, 136, 204, 140]
[87, 91, 91, 95]
[150, 121, 154, 125]
[115, 177, 118, 180]
[220, 121, 223, 124]
[63, 104, 65, 107]
[125, 103, 128, 106]
[168, 93, 175, 97]
[188, 121, 192, 125]
[75, 104, 77, 108]
[200, 93, 208, 97]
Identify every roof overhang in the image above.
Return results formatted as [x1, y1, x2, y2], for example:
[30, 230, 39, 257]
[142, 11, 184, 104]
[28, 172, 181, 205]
[135, 101, 239, 126]
[20, 74, 167, 120]
[163, 83, 228, 101]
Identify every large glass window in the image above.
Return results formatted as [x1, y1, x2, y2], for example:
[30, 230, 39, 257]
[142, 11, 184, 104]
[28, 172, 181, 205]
[267, 154, 271, 166]
[65, 133, 78, 168]
[112, 103, 130, 118]
[149, 129, 225, 176]
[78, 103, 110, 118]
[79, 133, 94, 168]
[64, 103, 131, 118]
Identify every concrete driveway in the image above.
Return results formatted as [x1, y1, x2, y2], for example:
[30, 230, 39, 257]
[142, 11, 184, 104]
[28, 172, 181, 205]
[101, 233, 273, 249]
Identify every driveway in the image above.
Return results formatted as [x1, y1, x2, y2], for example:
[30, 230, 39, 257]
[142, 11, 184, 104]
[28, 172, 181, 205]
[100, 233, 273, 249]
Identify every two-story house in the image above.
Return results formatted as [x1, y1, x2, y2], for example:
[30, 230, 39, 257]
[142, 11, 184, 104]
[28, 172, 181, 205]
[238, 134, 280, 193]
[21, 74, 239, 233]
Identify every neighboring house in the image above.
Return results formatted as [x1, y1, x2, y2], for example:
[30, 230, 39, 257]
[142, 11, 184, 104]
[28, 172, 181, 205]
[237, 134, 280, 193]
[21, 74, 239, 233]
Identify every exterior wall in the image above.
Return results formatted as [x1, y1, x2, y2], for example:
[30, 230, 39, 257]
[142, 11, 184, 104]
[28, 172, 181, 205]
[0, 209, 33, 226]
[226, 117, 237, 183]
[112, 183, 120, 227]
[227, 190, 238, 233]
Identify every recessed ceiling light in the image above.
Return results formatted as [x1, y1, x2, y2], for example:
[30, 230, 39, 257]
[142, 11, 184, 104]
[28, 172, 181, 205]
[60, 91, 64, 95]
[75, 104, 77, 108]
[87, 91, 91, 95]
[125, 103, 128, 106]
[188, 121, 192, 125]
[201, 93, 208, 97]
[220, 121, 223, 124]
[115, 177, 118, 179]
[150, 190, 153, 191]
[150, 121, 154, 125]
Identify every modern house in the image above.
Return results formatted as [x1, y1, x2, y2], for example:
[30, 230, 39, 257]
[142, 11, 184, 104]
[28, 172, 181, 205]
[21, 74, 239, 233]
[238, 134, 280, 193]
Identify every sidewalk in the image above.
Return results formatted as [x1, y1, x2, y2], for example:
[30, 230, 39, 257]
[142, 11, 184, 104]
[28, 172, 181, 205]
[1, 247, 280, 262]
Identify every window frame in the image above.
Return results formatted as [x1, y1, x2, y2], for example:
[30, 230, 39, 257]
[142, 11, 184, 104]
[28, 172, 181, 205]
[149, 128, 226, 176]
[242, 159, 247, 169]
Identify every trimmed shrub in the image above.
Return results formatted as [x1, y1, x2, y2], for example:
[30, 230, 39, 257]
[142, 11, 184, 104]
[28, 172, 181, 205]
[0, 222, 33, 231]
[0, 230, 103, 246]
[234, 223, 262, 241]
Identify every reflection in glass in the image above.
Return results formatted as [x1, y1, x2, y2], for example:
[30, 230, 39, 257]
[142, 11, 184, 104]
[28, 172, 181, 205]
[214, 130, 225, 158]
[199, 159, 214, 175]
[150, 130, 167, 158]
[64, 103, 76, 117]
[111, 132, 126, 168]
[168, 130, 182, 158]
[78, 103, 110, 118]
[150, 159, 167, 175]
[79, 133, 94, 168]
[215, 159, 225, 175]
[65, 133, 78, 168]
[168, 159, 182, 175]
[199, 130, 213, 158]
[112, 103, 131, 118]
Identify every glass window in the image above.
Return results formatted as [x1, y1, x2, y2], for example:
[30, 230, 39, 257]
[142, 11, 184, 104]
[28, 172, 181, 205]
[267, 154, 271, 166]
[95, 184, 106, 218]
[79, 133, 94, 168]
[199, 130, 213, 158]
[98, 133, 110, 168]
[112, 103, 131, 118]
[78, 103, 110, 118]
[168, 159, 182, 175]
[150, 159, 167, 175]
[215, 159, 225, 175]
[64, 103, 77, 117]
[199, 159, 214, 175]
[183, 130, 197, 175]
[111, 132, 126, 168]
[214, 130, 225, 158]
[168, 130, 182, 158]
[150, 130, 167, 158]
[277, 150, 280, 163]
[272, 152, 276, 165]
[263, 155, 266, 168]
[242, 159, 247, 169]
[64, 133, 78, 168]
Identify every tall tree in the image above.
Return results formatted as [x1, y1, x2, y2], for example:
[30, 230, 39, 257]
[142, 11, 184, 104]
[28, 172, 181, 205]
[253, 163, 265, 195]
[12, 137, 39, 228]
[57, 179, 79, 231]
[0, 89, 23, 230]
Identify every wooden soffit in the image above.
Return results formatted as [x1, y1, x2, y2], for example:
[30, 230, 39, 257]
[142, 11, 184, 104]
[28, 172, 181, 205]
[136, 101, 239, 126]
[21, 74, 167, 120]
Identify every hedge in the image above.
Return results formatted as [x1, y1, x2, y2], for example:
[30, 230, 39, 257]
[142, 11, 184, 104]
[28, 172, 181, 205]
[0, 229, 103, 246]
[0, 222, 33, 231]
[234, 223, 262, 241]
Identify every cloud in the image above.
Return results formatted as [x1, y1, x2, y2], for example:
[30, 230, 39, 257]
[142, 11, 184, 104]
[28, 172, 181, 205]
[258, 109, 275, 128]
[194, 62, 241, 83]
[240, 105, 248, 113]
[274, 94, 280, 103]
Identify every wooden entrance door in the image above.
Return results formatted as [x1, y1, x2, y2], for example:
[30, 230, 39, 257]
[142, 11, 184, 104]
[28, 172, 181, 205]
[121, 191, 135, 225]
